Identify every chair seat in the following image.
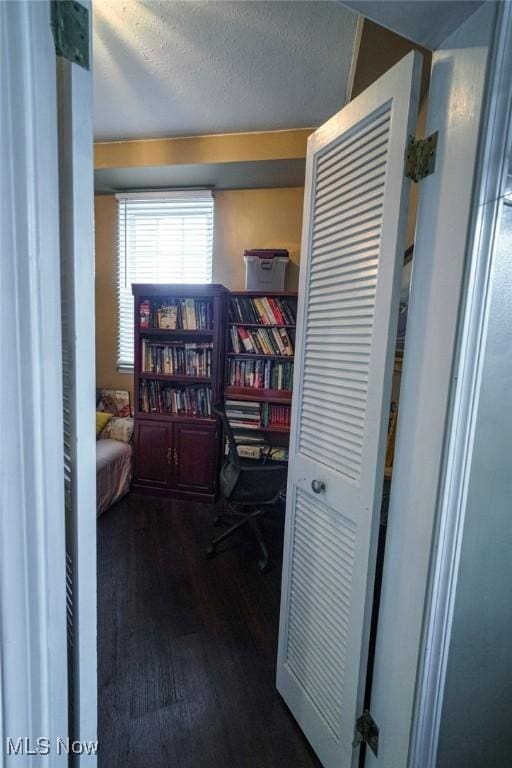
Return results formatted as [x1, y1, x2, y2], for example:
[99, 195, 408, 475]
[220, 460, 287, 504]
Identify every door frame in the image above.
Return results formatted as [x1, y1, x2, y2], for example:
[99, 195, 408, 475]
[365, 3, 505, 766]
[410, 3, 512, 765]
[0, 0, 69, 757]
[56, 0, 97, 757]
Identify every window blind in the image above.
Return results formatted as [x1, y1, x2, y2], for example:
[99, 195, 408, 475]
[116, 190, 214, 370]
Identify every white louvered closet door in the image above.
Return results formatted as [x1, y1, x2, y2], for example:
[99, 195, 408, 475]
[277, 52, 421, 768]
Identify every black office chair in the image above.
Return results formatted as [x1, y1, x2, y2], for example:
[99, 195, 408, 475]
[206, 403, 288, 572]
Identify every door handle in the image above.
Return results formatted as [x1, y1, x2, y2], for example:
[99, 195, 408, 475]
[173, 448, 179, 467]
[311, 480, 326, 494]
[167, 448, 173, 465]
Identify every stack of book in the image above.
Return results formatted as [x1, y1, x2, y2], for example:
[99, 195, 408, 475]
[229, 295, 296, 325]
[139, 381, 212, 417]
[139, 298, 213, 330]
[141, 340, 212, 377]
[227, 358, 293, 390]
[230, 325, 294, 356]
[225, 399, 261, 429]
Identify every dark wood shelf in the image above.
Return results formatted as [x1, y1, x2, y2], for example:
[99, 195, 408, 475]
[225, 386, 292, 404]
[224, 292, 297, 453]
[139, 328, 214, 338]
[133, 283, 228, 502]
[229, 291, 298, 298]
[227, 352, 294, 361]
[139, 373, 212, 384]
[230, 424, 291, 435]
[229, 322, 296, 329]
[135, 410, 216, 423]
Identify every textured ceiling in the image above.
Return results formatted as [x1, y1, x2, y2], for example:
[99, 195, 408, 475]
[341, 0, 484, 49]
[93, 0, 359, 141]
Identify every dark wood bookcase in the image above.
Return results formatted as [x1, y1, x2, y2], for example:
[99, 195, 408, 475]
[132, 283, 227, 502]
[225, 291, 298, 457]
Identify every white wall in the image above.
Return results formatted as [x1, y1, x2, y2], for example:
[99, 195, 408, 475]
[435, 199, 512, 768]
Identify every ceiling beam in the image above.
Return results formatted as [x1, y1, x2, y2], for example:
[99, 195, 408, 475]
[94, 128, 313, 170]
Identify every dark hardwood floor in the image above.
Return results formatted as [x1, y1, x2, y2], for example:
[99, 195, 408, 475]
[97, 493, 322, 768]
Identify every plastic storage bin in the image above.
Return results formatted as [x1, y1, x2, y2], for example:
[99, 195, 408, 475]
[244, 249, 289, 291]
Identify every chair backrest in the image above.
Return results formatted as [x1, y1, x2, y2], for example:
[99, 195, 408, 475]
[213, 403, 240, 468]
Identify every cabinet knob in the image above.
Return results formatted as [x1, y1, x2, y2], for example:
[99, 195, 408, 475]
[311, 479, 326, 494]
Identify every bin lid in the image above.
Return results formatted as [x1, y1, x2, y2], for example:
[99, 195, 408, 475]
[243, 249, 289, 262]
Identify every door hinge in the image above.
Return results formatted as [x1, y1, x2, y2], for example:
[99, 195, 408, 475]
[404, 131, 438, 183]
[353, 709, 379, 757]
[51, 0, 90, 70]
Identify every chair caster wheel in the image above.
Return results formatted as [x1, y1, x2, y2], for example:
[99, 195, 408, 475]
[205, 545, 216, 558]
[212, 516, 222, 527]
[258, 559, 270, 573]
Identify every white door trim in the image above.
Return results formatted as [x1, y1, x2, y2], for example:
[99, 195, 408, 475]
[0, 2, 68, 763]
[56, 0, 97, 758]
[364, 3, 499, 766]
[410, 3, 512, 765]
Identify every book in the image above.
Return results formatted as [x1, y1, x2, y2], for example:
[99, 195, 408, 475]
[278, 328, 293, 355]
[184, 298, 196, 329]
[237, 326, 255, 353]
[157, 303, 178, 329]
[139, 300, 151, 328]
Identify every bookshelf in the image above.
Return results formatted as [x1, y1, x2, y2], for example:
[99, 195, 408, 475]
[225, 291, 298, 461]
[132, 284, 227, 501]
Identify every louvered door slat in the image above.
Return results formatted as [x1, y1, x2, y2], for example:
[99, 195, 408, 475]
[315, 110, 391, 183]
[277, 52, 421, 768]
[315, 166, 386, 216]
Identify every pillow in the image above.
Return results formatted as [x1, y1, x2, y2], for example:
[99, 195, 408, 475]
[98, 416, 134, 444]
[97, 389, 131, 417]
[96, 411, 113, 437]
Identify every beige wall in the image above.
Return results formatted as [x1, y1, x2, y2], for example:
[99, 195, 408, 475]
[95, 187, 304, 398]
[352, 19, 432, 249]
[213, 188, 303, 291]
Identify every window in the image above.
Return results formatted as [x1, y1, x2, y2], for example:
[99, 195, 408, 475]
[116, 191, 214, 370]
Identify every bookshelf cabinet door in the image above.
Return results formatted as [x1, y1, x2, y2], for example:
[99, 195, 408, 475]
[276, 53, 421, 768]
[134, 420, 172, 488]
[173, 423, 216, 494]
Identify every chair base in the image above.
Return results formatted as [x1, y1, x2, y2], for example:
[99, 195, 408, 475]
[206, 503, 271, 572]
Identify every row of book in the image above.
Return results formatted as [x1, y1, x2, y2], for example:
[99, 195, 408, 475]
[229, 295, 296, 326]
[139, 298, 213, 330]
[230, 325, 294, 356]
[141, 340, 212, 377]
[225, 399, 291, 430]
[227, 358, 293, 390]
[139, 381, 212, 417]
[261, 403, 291, 428]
